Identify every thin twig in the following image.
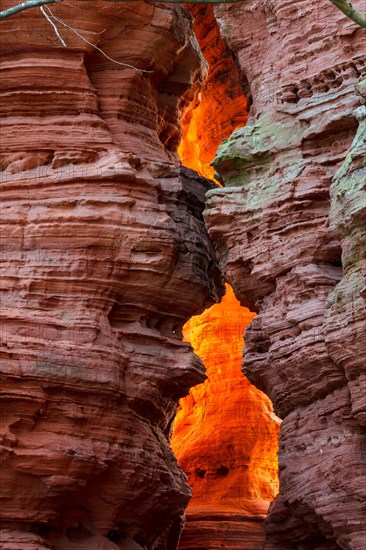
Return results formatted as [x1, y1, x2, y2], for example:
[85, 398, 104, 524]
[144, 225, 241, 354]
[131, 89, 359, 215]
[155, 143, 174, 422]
[1, 0, 366, 30]
[40, 5, 66, 46]
[45, 6, 152, 72]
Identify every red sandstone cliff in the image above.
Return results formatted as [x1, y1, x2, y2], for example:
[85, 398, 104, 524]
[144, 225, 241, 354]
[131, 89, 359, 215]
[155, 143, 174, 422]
[0, 1, 365, 549]
[0, 3, 224, 549]
[171, 284, 280, 549]
[178, 4, 247, 182]
[205, 2, 366, 548]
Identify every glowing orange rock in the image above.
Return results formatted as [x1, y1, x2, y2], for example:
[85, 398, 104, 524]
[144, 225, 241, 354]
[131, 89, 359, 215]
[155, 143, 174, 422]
[178, 5, 248, 181]
[171, 284, 280, 513]
[174, 6, 278, 546]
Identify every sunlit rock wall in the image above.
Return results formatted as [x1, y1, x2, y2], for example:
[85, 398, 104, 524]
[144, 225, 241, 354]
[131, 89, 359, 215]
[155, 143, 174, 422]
[205, 1, 366, 548]
[0, 2, 225, 549]
[174, 6, 280, 547]
[178, 4, 247, 182]
[171, 285, 280, 549]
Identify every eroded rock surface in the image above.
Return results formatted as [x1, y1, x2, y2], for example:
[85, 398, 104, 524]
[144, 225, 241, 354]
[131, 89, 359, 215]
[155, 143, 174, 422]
[178, 4, 247, 181]
[205, 2, 366, 548]
[1, 1, 365, 549]
[0, 2, 224, 549]
[171, 285, 280, 549]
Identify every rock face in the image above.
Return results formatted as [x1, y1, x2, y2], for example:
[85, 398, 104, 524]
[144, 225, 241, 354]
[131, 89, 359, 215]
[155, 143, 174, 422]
[0, 3, 224, 549]
[325, 78, 366, 431]
[178, 4, 247, 182]
[174, 8, 280, 547]
[171, 284, 280, 549]
[1, 1, 365, 549]
[204, 2, 366, 549]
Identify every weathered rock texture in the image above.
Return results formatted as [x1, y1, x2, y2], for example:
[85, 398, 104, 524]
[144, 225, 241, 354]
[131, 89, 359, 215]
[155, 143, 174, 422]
[174, 8, 281, 547]
[204, 2, 366, 549]
[171, 284, 280, 549]
[1, 1, 365, 549]
[178, 4, 247, 182]
[0, 2, 225, 549]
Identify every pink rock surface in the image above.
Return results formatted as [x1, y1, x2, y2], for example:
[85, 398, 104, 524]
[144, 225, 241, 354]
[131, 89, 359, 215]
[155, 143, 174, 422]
[0, 3, 224, 549]
[1, 1, 365, 549]
[205, 2, 366, 548]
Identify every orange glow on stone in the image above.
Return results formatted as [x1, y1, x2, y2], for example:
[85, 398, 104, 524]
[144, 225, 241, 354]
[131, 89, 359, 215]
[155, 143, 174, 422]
[178, 5, 248, 182]
[174, 5, 279, 517]
[171, 285, 280, 509]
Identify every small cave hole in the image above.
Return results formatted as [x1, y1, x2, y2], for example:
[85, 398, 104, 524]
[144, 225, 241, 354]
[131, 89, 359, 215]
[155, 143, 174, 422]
[134, 535, 147, 547]
[195, 467, 206, 478]
[66, 522, 92, 541]
[216, 465, 229, 477]
[329, 258, 343, 268]
[107, 530, 121, 542]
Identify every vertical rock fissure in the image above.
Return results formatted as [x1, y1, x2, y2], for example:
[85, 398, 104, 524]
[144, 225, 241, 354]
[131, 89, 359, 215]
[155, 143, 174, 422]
[178, 4, 248, 183]
[172, 6, 280, 549]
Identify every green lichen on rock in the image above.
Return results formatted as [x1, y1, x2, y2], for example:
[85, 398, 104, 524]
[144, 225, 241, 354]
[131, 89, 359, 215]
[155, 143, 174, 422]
[205, 112, 306, 218]
[329, 104, 366, 237]
[211, 113, 303, 189]
[325, 79, 366, 425]
[328, 76, 366, 278]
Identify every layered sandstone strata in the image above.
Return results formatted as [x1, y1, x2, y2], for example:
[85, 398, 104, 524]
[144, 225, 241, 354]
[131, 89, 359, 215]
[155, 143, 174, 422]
[0, 2, 225, 549]
[178, 4, 247, 181]
[205, 1, 366, 548]
[1, 1, 365, 549]
[174, 7, 281, 547]
[171, 284, 280, 549]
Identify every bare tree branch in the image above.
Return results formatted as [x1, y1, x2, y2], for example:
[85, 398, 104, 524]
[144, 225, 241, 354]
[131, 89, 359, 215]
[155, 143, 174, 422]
[44, 6, 152, 72]
[328, 0, 366, 27]
[40, 4, 66, 46]
[0, 0, 60, 19]
[0, 1, 245, 21]
[1, 0, 366, 29]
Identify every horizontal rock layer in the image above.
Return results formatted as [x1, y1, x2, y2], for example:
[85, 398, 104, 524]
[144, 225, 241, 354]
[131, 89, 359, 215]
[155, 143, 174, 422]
[205, 1, 366, 549]
[179, 509, 266, 550]
[0, 3, 224, 549]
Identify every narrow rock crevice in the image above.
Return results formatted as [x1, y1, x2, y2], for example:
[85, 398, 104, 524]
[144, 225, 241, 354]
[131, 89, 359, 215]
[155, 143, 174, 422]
[172, 6, 280, 549]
